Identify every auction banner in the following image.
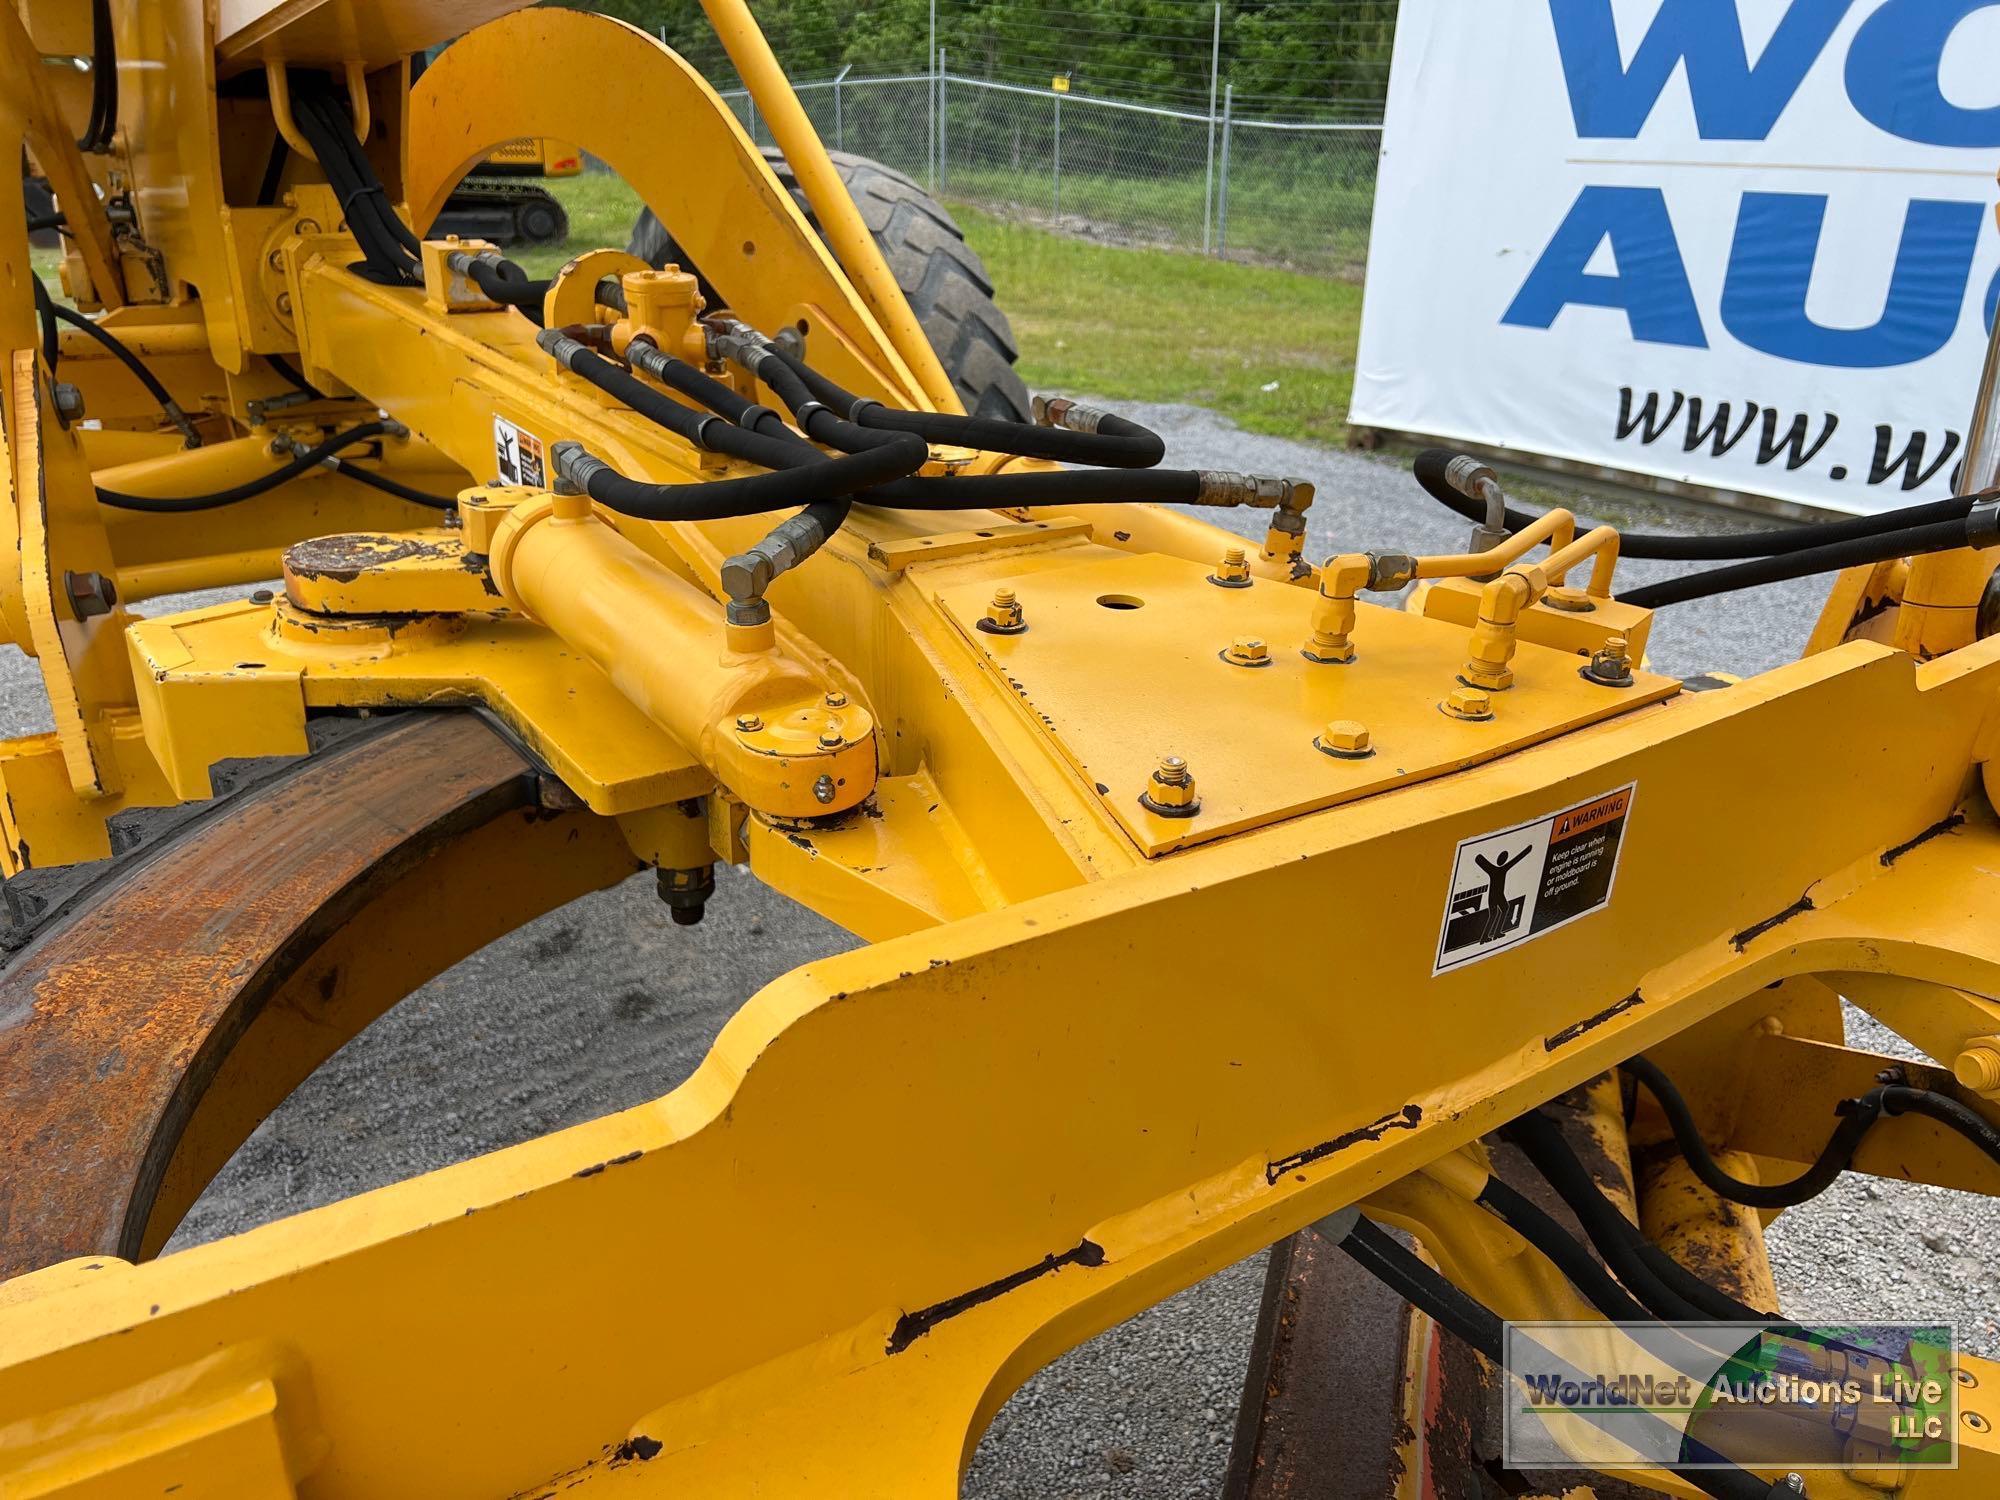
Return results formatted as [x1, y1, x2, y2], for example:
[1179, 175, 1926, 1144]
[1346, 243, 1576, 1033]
[1350, 0, 2000, 516]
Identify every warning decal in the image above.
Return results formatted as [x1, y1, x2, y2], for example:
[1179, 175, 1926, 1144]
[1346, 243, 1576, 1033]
[1433, 783, 1636, 974]
[493, 414, 546, 488]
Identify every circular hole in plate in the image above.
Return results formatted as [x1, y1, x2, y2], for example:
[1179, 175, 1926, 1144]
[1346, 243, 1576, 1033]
[1096, 593, 1144, 610]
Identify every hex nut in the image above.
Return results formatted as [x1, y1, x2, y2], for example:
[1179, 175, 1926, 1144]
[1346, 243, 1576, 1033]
[1442, 686, 1494, 721]
[1315, 719, 1374, 759]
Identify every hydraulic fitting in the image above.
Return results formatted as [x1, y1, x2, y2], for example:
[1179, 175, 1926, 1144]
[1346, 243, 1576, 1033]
[1314, 719, 1373, 759]
[719, 505, 844, 642]
[1033, 395, 1112, 434]
[612, 266, 704, 360]
[978, 586, 1028, 635]
[1139, 755, 1200, 819]
[1221, 635, 1272, 668]
[656, 864, 715, 927]
[1194, 472, 1315, 513]
[1208, 546, 1253, 588]
[1302, 552, 1411, 664]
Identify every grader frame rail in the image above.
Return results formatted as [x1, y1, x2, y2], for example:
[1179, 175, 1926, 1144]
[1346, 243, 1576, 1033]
[0, 2, 1997, 1497]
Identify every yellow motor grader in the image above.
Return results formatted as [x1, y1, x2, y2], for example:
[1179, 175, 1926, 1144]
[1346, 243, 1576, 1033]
[0, 2, 1997, 1497]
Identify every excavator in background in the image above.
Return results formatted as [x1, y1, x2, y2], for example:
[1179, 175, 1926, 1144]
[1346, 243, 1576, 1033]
[3, 1, 2000, 1497]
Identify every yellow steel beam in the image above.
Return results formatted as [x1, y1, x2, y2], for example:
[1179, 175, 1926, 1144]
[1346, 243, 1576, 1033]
[2, 636, 1998, 1495]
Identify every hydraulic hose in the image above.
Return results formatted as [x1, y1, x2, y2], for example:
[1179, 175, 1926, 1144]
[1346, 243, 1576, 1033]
[327, 459, 456, 510]
[1337, 1217, 1786, 1500]
[32, 276, 59, 371]
[1474, 1176, 1656, 1324]
[1882, 1086, 2000, 1165]
[292, 85, 417, 285]
[96, 422, 393, 512]
[1622, 1057, 1888, 1209]
[1620, 509, 1999, 610]
[1413, 446, 2000, 565]
[464, 257, 551, 311]
[47, 298, 201, 446]
[1505, 1110, 1769, 1323]
[551, 439, 918, 523]
[765, 345, 1167, 467]
[80, 0, 118, 153]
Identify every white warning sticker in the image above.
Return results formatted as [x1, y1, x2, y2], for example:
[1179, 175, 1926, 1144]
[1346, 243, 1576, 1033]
[1433, 783, 1636, 974]
[493, 414, 546, 488]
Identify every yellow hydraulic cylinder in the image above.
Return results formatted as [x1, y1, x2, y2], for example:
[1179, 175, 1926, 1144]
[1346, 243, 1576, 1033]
[487, 494, 876, 820]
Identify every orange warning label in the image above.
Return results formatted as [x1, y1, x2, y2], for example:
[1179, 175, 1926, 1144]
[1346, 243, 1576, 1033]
[1551, 789, 1632, 845]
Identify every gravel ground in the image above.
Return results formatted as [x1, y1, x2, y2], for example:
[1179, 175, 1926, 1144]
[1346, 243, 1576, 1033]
[4, 405, 1992, 1496]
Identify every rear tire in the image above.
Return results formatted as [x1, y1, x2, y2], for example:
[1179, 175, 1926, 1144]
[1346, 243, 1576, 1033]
[628, 147, 1031, 423]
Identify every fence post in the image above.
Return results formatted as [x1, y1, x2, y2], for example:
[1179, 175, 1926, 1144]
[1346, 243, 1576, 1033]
[1217, 84, 1234, 256]
[928, 0, 939, 190]
[1051, 91, 1062, 217]
[1202, 2, 1220, 254]
[747, 93, 758, 146]
[938, 51, 948, 192]
[834, 63, 850, 151]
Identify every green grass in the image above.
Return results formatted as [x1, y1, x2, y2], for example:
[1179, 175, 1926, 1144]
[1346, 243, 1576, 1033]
[954, 203, 1362, 448]
[507, 173, 652, 278]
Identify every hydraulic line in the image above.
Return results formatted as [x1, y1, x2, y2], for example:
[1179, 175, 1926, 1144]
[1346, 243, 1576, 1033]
[80, 0, 118, 154]
[1881, 1085, 2000, 1166]
[266, 352, 323, 397]
[326, 459, 456, 510]
[46, 296, 201, 447]
[760, 342, 1168, 467]
[1505, 1110, 1769, 1323]
[95, 422, 393, 512]
[1474, 1176, 1655, 1324]
[1413, 446, 2000, 564]
[1621, 508, 2000, 610]
[1337, 1217, 1788, 1500]
[463, 257, 551, 312]
[291, 85, 417, 285]
[1622, 1056, 1888, 1209]
[32, 276, 58, 371]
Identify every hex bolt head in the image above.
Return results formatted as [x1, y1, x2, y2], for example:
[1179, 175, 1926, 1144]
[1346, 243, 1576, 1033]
[979, 586, 1028, 635]
[734, 713, 764, 734]
[1542, 585, 1594, 613]
[824, 690, 848, 709]
[812, 774, 837, 805]
[1583, 633, 1635, 687]
[62, 570, 118, 620]
[817, 718, 845, 749]
[50, 382, 84, 422]
[1208, 546, 1253, 589]
[1222, 635, 1272, 668]
[1139, 754, 1201, 818]
[1315, 719, 1373, 759]
[1442, 686, 1494, 721]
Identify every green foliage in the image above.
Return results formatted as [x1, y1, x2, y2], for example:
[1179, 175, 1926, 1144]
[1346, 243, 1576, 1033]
[585, 0, 1394, 119]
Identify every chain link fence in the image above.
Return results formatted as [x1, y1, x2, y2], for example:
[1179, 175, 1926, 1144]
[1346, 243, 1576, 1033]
[716, 72, 1382, 279]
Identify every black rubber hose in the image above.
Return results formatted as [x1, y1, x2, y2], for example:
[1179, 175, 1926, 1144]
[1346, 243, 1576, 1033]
[48, 299, 199, 444]
[562, 445, 918, 523]
[80, 0, 117, 153]
[769, 346, 1166, 467]
[301, 87, 420, 258]
[1413, 446, 1994, 564]
[292, 89, 416, 284]
[1883, 1086, 2000, 1165]
[324, 457, 456, 510]
[26, 212, 65, 234]
[1337, 1217, 1781, 1500]
[464, 258, 551, 310]
[1623, 1057, 1887, 1209]
[1505, 1110, 1769, 1323]
[265, 352, 323, 398]
[1475, 1177, 1656, 1323]
[630, 341, 793, 440]
[96, 422, 391, 512]
[32, 276, 59, 371]
[1621, 514, 1987, 610]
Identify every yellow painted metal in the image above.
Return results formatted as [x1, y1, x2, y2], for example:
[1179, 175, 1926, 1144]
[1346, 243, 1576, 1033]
[5, 4, 124, 312]
[935, 549, 1678, 856]
[698, 0, 961, 412]
[6, 636, 2000, 1494]
[282, 530, 500, 616]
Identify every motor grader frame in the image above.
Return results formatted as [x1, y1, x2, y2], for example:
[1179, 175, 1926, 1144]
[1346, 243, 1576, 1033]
[1, 3, 1998, 1497]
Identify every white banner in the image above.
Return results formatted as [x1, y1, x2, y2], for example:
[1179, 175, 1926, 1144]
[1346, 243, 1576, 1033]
[1350, 0, 2000, 515]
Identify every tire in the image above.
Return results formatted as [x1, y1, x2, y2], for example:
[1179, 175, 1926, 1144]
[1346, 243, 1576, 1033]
[629, 147, 1031, 423]
[515, 195, 567, 245]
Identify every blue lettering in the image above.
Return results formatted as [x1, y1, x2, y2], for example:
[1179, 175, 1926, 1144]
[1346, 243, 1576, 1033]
[1847, 0, 2000, 147]
[1549, 0, 1851, 139]
[1504, 186, 1708, 347]
[1719, 193, 1983, 367]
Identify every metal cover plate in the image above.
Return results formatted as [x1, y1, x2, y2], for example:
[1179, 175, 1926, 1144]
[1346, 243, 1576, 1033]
[938, 552, 1678, 856]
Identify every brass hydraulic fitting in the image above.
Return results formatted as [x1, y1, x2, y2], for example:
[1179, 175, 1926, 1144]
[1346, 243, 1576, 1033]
[1582, 633, 1636, 688]
[1194, 472, 1316, 513]
[1208, 546, 1253, 589]
[1314, 719, 1373, 760]
[1441, 685, 1494, 722]
[1033, 394, 1111, 433]
[1221, 636, 1271, 668]
[1139, 754, 1200, 818]
[978, 586, 1028, 635]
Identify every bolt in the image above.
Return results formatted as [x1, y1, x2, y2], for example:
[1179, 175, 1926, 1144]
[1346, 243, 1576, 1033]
[275, 291, 292, 316]
[655, 864, 714, 927]
[1955, 1368, 1978, 1388]
[1953, 1038, 2000, 1095]
[50, 382, 84, 422]
[1208, 546, 1252, 588]
[1301, 629, 1355, 665]
[1966, 1412, 1991, 1433]
[1442, 685, 1494, 721]
[734, 713, 764, 733]
[1139, 755, 1200, 818]
[251, 588, 274, 605]
[813, 774, 837, 805]
[1315, 719, 1373, 759]
[824, 690, 848, 709]
[818, 719, 845, 749]
[979, 585, 1027, 635]
[1222, 635, 1272, 667]
[62, 570, 117, 620]
[1584, 633, 1635, 687]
